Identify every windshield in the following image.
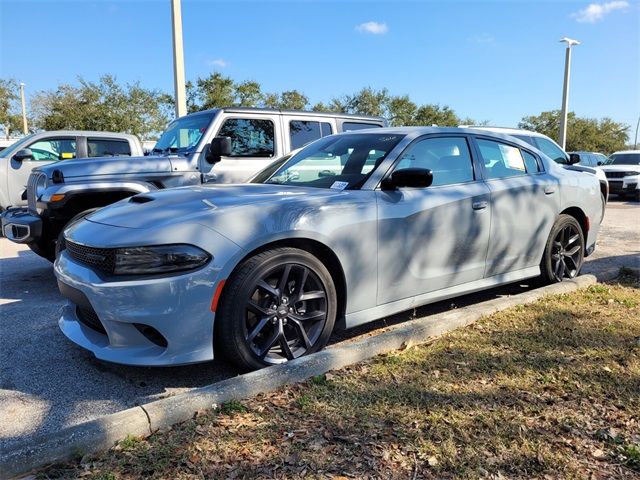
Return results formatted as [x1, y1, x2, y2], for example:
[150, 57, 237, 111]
[153, 112, 216, 154]
[0, 134, 36, 158]
[607, 153, 640, 165]
[260, 133, 404, 189]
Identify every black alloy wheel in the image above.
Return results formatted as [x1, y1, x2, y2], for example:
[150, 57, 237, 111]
[541, 214, 585, 284]
[217, 247, 337, 371]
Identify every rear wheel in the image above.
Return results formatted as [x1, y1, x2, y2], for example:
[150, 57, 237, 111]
[540, 214, 585, 284]
[216, 247, 337, 371]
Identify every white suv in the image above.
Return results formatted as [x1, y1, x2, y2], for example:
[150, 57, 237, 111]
[602, 150, 640, 199]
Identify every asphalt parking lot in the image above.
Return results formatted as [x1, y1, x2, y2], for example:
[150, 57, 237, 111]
[1, 198, 638, 452]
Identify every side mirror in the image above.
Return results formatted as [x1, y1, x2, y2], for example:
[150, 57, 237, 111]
[568, 153, 581, 165]
[381, 168, 433, 190]
[205, 136, 232, 164]
[13, 148, 34, 162]
[597, 161, 603, 166]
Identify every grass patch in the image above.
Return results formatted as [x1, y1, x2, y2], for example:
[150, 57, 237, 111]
[40, 280, 640, 479]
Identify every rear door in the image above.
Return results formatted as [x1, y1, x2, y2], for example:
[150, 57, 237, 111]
[472, 136, 560, 276]
[376, 135, 491, 304]
[7, 136, 77, 206]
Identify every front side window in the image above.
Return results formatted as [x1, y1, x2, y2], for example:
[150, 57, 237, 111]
[477, 139, 527, 179]
[534, 137, 568, 164]
[290, 121, 322, 150]
[218, 118, 274, 157]
[153, 112, 215, 154]
[28, 138, 76, 161]
[394, 137, 475, 186]
[88, 139, 131, 157]
[263, 133, 403, 189]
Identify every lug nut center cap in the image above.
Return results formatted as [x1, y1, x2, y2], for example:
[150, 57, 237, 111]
[277, 305, 289, 317]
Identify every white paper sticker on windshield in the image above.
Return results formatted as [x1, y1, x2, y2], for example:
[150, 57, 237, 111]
[330, 181, 349, 190]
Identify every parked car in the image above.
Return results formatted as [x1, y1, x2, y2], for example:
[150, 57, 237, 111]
[0, 137, 20, 153]
[600, 150, 640, 199]
[0, 130, 143, 210]
[466, 127, 609, 207]
[54, 127, 602, 369]
[1, 108, 384, 260]
[567, 151, 608, 167]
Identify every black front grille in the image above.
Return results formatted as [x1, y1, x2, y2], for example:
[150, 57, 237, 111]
[605, 171, 636, 179]
[66, 241, 115, 273]
[27, 172, 43, 213]
[76, 306, 107, 335]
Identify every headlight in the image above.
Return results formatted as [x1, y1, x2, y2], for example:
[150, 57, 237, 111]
[35, 174, 47, 198]
[113, 244, 210, 275]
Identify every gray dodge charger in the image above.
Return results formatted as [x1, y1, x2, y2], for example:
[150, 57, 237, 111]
[54, 127, 603, 370]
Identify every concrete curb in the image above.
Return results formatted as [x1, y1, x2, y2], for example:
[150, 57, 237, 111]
[1, 274, 597, 479]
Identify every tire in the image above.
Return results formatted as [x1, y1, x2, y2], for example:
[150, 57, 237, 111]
[54, 208, 101, 260]
[216, 247, 337, 371]
[540, 214, 585, 284]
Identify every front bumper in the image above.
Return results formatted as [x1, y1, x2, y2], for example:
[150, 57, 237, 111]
[54, 249, 221, 366]
[0, 207, 42, 243]
[608, 178, 639, 195]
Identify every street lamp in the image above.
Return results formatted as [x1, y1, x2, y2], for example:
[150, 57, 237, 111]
[19, 82, 28, 134]
[171, 0, 187, 118]
[558, 37, 580, 150]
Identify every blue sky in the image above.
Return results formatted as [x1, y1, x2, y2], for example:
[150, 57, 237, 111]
[1, 0, 638, 131]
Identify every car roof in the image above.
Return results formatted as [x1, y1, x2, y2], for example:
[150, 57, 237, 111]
[611, 150, 640, 155]
[186, 107, 385, 122]
[27, 130, 138, 139]
[462, 126, 549, 137]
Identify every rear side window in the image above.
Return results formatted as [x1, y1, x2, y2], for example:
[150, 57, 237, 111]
[522, 150, 541, 172]
[477, 139, 527, 179]
[87, 138, 131, 157]
[218, 118, 275, 157]
[395, 137, 475, 186]
[342, 122, 381, 132]
[321, 122, 333, 136]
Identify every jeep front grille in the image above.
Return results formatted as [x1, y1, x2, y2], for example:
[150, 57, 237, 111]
[27, 172, 44, 213]
[66, 241, 116, 273]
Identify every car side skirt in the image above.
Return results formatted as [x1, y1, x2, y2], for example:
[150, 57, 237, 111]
[345, 266, 540, 329]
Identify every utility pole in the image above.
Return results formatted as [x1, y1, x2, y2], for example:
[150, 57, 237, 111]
[171, 0, 187, 118]
[19, 82, 28, 134]
[558, 37, 580, 150]
[634, 115, 640, 149]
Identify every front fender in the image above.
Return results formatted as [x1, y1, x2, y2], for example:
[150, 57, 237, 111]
[39, 181, 158, 210]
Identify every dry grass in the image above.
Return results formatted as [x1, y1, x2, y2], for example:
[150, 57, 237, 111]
[42, 276, 640, 479]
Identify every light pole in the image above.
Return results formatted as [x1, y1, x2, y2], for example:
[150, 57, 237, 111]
[634, 115, 640, 149]
[19, 82, 28, 134]
[171, 0, 187, 118]
[558, 37, 580, 150]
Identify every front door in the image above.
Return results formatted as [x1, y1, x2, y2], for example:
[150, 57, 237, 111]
[7, 137, 77, 206]
[376, 135, 491, 305]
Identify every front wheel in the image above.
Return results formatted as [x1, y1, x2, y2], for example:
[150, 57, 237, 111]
[216, 247, 337, 371]
[540, 214, 585, 284]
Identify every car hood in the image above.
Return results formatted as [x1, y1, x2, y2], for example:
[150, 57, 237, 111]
[34, 155, 176, 179]
[564, 164, 607, 182]
[86, 183, 351, 230]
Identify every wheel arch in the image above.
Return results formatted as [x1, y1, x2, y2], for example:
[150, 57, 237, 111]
[215, 237, 348, 335]
[559, 206, 588, 241]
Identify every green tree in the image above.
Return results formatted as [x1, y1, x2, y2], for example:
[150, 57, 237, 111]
[195, 72, 235, 110]
[341, 87, 389, 117]
[31, 75, 172, 140]
[413, 104, 459, 126]
[235, 80, 264, 107]
[519, 110, 629, 153]
[0, 78, 26, 137]
[387, 95, 417, 127]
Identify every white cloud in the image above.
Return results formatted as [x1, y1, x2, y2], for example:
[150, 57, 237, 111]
[355, 21, 388, 35]
[207, 58, 229, 68]
[571, 1, 629, 23]
[469, 34, 496, 45]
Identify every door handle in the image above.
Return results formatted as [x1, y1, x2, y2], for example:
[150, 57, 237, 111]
[472, 200, 488, 210]
[544, 186, 556, 195]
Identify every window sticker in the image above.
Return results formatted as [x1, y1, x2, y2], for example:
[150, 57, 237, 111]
[330, 181, 349, 190]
